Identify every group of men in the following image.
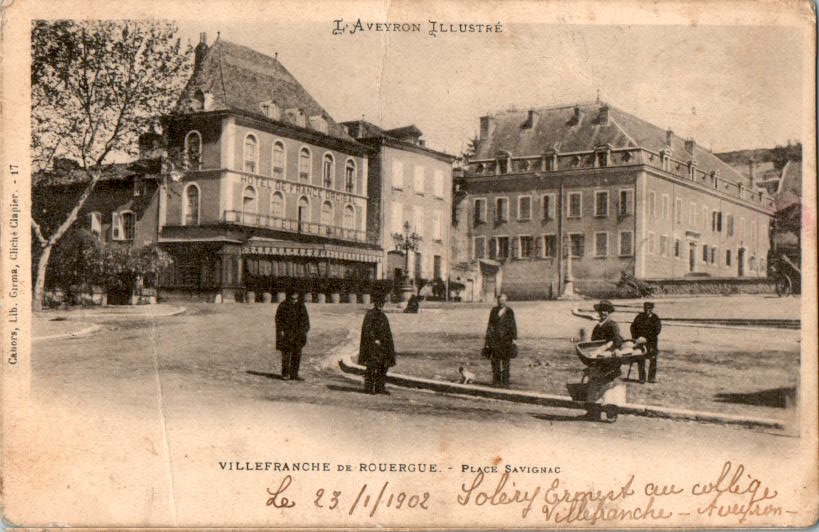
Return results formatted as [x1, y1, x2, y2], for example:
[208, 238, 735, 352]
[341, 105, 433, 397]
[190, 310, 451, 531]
[274, 291, 395, 394]
[274, 290, 662, 393]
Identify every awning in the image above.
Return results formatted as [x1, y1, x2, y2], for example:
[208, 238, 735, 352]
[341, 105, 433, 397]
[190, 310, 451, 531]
[242, 237, 382, 263]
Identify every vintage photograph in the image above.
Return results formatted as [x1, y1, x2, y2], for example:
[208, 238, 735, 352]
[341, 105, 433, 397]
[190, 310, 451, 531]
[1, 0, 816, 528]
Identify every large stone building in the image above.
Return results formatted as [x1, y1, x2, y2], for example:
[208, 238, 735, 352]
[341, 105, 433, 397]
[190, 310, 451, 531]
[158, 34, 381, 301]
[341, 121, 455, 287]
[456, 102, 776, 299]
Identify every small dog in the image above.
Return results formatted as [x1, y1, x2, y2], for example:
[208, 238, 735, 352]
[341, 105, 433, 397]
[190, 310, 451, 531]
[458, 366, 476, 384]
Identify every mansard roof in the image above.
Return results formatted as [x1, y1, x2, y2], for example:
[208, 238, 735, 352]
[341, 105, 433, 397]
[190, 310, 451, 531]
[475, 102, 746, 184]
[176, 37, 353, 142]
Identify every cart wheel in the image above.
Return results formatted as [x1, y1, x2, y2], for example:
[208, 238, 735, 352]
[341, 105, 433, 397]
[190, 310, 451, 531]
[775, 275, 792, 297]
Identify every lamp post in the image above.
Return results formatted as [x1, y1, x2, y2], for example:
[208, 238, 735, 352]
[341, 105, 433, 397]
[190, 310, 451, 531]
[392, 220, 422, 302]
[559, 233, 581, 300]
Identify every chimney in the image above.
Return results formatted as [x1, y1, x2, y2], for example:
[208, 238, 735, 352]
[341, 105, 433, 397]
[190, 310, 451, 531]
[572, 105, 582, 125]
[666, 129, 673, 146]
[684, 137, 695, 153]
[195, 32, 208, 70]
[523, 109, 538, 129]
[597, 105, 609, 125]
[479, 116, 494, 140]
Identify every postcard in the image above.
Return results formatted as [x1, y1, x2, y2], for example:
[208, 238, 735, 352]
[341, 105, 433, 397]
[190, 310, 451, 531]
[1, 0, 816, 528]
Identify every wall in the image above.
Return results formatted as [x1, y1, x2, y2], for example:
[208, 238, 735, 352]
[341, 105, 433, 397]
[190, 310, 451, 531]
[80, 179, 160, 247]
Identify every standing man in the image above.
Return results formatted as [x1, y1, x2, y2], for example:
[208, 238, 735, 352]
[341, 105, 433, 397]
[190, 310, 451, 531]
[630, 301, 662, 383]
[483, 293, 517, 388]
[358, 293, 396, 395]
[275, 290, 310, 381]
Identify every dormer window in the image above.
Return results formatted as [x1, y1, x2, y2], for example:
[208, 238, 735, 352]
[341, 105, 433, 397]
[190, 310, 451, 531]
[286, 108, 306, 128]
[193, 90, 205, 111]
[260, 100, 281, 120]
[310, 115, 329, 134]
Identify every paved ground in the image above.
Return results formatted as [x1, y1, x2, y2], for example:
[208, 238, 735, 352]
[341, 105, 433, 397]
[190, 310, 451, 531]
[4, 295, 809, 527]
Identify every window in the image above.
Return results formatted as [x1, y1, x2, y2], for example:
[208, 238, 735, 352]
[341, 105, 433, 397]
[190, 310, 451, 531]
[489, 238, 497, 259]
[243, 134, 258, 173]
[568, 192, 582, 218]
[473, 198, 486, 225]
[297, 196, 311, 223]
[710, 246, 717, 265]
[569, 234, 584, 257]
[496, 197, 509, 223]
[473, 237, 486, 259]
[542, 194, 555, 220]
[594, 191, 608, 217]
[392, 160, 404, 189]
[88, 211, 102, 237]
[392, 202, 403, 233]
[518, 196, 531, 220]
[727, 214, 734, 236]
[343, 205, 355, 229]
[271, 191, 284, 218]
[619, 231, 633, 256]
[674, 238, 681, 258]
[649, 191, 656, 217]
[183, 184, 200, 225]
[432, 210, 442, 241]
[662, 194, 669, 220]
[433, 170, 444, 198]
[121, 211, 135, 240]
[413, 206, 424, 235]
[648, 232, 655, 254]
[594, 232, 608, 257]
[660, 235, 668, 256]
[299, 147, 311, 181]
[711, 210, 717, 232]
[726, 249, 732, 267]
[702, 206, 708, 230]
[322, 153, 334, 188]
[242, 186, 257, 221]
[272, 141, 286, 177]
[675, 198, 682, 224]
[519, 236, 534, 258]
[414, 165, 425, 194]
[184, 130, 202, 170]
[543, 234, 557, 258]
[618, 189, 633, 216]
[497, 237, 510, 259]
[345, 159, 356, 193]
[321, 200, 333, 226]
[689, 202, 697, 226]
[717, 212, 723, 232]
[702, 245, 708, 262]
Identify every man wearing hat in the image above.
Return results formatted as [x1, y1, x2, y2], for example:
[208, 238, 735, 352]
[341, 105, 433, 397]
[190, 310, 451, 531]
[275, 290, 310, 381]
[630, 302, 662, 383]
[358, 293, 396, 394]
[483, 293, 518, 388]
[591, 300, 623, 349]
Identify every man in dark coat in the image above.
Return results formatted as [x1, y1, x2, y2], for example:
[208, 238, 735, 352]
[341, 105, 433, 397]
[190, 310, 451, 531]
[358, 293, 396, 394]
[630, 301, 662, 383]
[275, 290, 310, 381]
[483, 293, 517, 388]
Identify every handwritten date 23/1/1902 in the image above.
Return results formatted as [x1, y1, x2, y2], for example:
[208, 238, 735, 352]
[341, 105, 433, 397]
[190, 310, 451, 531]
[266, 475, 430, 517]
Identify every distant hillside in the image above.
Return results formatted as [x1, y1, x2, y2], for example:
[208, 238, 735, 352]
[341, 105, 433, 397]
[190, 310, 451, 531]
[716, 142, 801, 173]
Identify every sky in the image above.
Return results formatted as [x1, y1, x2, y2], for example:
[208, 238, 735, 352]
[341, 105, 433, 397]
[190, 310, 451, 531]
[175, 20, 804, 157]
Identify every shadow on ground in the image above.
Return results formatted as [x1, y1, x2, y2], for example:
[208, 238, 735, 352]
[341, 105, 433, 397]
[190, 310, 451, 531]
[714, 387, 796, 408]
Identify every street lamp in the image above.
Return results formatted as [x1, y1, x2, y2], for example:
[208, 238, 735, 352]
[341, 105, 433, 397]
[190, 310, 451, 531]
[392, 220, 422, 301]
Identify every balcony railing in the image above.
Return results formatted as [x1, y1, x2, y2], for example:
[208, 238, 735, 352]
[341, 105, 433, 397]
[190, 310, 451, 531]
[223, 210, 367, 243]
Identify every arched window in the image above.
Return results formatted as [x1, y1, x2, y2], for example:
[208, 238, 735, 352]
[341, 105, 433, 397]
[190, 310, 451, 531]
[193, 90, 205, 111]
[242, 186, 257, 223]
[243, 134, 258, 173]
[272, 141, 286, 178]
[343, 204, 355, 229]
[321, 200, 334, 226]
[299, 147, 311, 181]
[297, 196, 310, 224]
[184, 131, 202, 170]
[183, 183, 200, 225]
[345, 159, 356, 193]
[270, 191, 285, 218]
[322, 153, 335, 188]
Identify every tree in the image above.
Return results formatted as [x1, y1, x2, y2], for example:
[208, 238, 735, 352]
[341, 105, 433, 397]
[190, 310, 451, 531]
[31, 20, 191, 309]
